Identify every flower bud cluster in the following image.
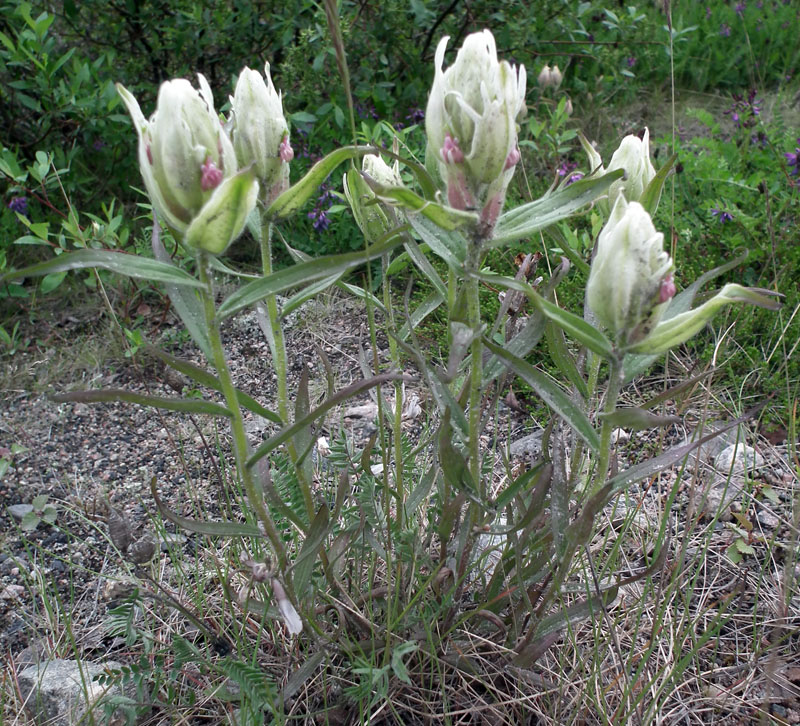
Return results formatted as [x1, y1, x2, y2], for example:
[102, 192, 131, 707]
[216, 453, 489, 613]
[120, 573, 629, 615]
[425, 30, 526, 235]
[581, 128, 657, 210]
[118, 64, 293, 256]
[586, 196, 674, 346]
[537, 64, 562, 89]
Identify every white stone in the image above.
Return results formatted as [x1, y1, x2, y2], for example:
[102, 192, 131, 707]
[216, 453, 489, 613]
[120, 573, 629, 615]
[18, 658, 126, 726]
[714, 443, 765, 475]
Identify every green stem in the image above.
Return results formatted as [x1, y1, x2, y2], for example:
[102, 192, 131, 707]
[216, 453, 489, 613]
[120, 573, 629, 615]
[383, 253, 405, 524]
[593, 353, 624, 493]
[465, 244, 484, 495]
[197, 251, 287, 571]
[258, 220, 315, 521]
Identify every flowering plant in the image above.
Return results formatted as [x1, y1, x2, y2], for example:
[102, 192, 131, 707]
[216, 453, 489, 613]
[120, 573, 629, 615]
[1, 16, 781, 685]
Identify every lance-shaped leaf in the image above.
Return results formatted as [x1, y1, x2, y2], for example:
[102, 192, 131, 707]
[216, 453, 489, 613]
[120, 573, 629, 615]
[148, 347, 281, 424]
[485, 339, 600, 453]
[476, 271, 613, 359]
[544, 320, 589, 399]
[150, 478, 263, 537]
[490, 169, 623, 247]
[640, 152, 677, 216]
[291, 504, 330, 596]
[598, 407, 762, 505]
[597, 407, 681, 430]
[266, 145, 373, 219]
[398, 289, 445, 341]
[247, 372, 411, 468]
[51, 389, 231, 417]
[217, 234, 404, 319]
[406, 212, 468, 268]
[623, 251, 748, 380]
[278, 232, 387, 313]
[0, 249, 204, 288]
[364, 175, 478, 230]
[152, 221, 212, 361]
[626, 284, 782, 355]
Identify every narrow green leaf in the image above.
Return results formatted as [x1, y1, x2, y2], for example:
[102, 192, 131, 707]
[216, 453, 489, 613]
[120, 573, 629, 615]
[217, 235, 403, 320]
[623, 251, 749, 381]
[51, 389, 231, 417]
[640, 153, 677, 216]
[150, 478, 263, 537]
[247, 372, 410, 468]
[407, 463, 437, 515]
[493, 461, 547, 513]
[266, 146, 371, 219]
[1, 249, 204, 288]
[291, 505, 330, 595]
[491, 170, 624, 247]
[532, 586, 619, 642]
[148, 348, 282, 424]
[281, 651, 325, 701]
[484, 339, 600, 453]
[544, 320, 589, 398]
[366, 179, 478, 230]
[600, 408, 762, 504]
[152, 222, 213, 360]
[531, 293, 613, 358]
[401, 237, 447, 298]
[598, 407, 681, 430]
[398, 289, 445, 340]
[406, 212, 467, 268]
[282, 271, 344, 318]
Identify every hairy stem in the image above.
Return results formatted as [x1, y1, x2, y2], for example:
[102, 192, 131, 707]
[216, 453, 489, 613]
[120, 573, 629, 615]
[197, 251, 287, 572]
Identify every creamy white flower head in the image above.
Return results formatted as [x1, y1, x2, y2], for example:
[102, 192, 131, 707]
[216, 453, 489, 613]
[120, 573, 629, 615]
[606, 128, 656, 207]
[229, 63, 292, 199]
[537, 65, 553, 88]
[117, 77, 257, 254]
[586, 196, 674, 346]
[425, 29, 526, 229]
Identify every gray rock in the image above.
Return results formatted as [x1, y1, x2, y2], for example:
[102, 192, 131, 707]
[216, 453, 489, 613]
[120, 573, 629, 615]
[713, 443, 765, 475]
[701, 476, 746, 519]
[160, 532, 188, 552]
[18, 658, 126, 726]
[8, 503, 33, 522]
[756, 508, 781, 529]
[676, 422, 750, 469]
[509, 430, 544, 460]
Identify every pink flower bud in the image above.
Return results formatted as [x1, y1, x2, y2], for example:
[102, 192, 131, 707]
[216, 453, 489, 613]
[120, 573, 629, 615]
[201, 157, 224, 191]
[441, 133, 465, 165]
[659, 274, 676, 304]
[504, 147, 521, 171]
[279, 135, 294, 162]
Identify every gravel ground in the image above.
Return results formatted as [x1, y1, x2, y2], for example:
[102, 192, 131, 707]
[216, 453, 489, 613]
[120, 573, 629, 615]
[2, 289, 798, 722]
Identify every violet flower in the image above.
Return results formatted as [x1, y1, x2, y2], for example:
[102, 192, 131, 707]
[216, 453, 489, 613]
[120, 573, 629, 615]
[7, 196, 28, 216]
[710, 207, 734, 223]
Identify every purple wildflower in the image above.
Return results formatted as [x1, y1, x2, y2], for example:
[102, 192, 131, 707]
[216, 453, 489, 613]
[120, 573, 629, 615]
[710, 208, 734, 223]
[7, 196, 28, 215]
[406, 107, 425, 125]
[724, 90, 762, 129]
[565, 172, 584, 187]
[735, 1, 746, 16]
[626, 56, 637, 68]
[719, 23, 731, 37]
[308, 207, 331, 231]
[785, 139, 800, 175]
[92, 138, 106, 151]
[705, 7, 712, 19]
[557, 159, 578, 177]
[308, 185, 334, 231]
